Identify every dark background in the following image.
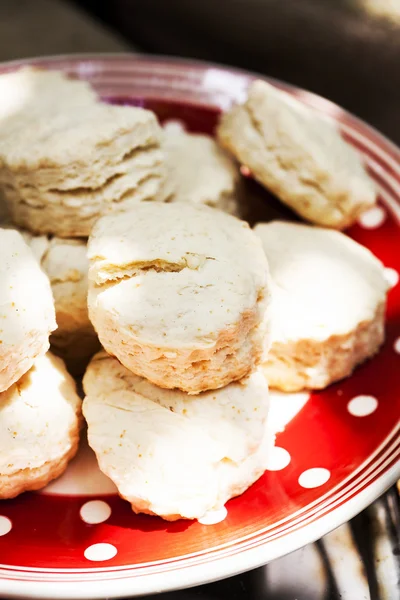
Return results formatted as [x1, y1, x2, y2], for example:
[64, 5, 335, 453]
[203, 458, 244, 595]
[72, 0, 400, 145]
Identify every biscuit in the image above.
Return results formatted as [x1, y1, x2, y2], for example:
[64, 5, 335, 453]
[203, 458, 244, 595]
[163, 129, 241, 215]
[0, 352, 82, 499]
[83, 351, 272, 521]
[0, 67, 97, 126]
[254, 221, 388, 391]
[0, 102, 166, 237]
[88, 203, 271, 394]
[0, 228, 56, 392]
[218, 80, 376, 229]
[23, 233, 100, 374]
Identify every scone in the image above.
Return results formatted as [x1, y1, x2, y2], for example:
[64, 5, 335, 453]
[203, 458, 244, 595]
[88, 203, 271, 394]
[0, 352, 82, 499]
[218, 80, 376, 229]
[0, 228, 56, 392]
[254, 221, 388, 391]
[0, 101, 166, 237]
[83, 351, 272, 521]
[0, 66, 97, 125]
[23, 233, 100, 374]
[163, 129, 241, 215]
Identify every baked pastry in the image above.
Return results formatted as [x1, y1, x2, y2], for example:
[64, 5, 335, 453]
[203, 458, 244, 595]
[218, 80, 376, 229]
[0, 352, 82, 499]
[23, 233, 99, 374]
[254, 221, 388, 391]
[163, 129, 241, 214]
[0, 100, 166, 237]
[83, 351, 272, 520]
[0, 228, 56, 392]
[0, 66, 97, 126]
[88, 203, 271, 393]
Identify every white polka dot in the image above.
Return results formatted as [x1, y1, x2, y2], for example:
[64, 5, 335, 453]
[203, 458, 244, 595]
[384, 267, 399, 289]
[298, 468, 331, 489]
[0, 516, 12, 536]
[394, 337, 400, 354]
[347, 395, 378, 417]
[163, 119, 186, 134]
[358, 206, 386, 229]
[198, 506, 227, 525]
[80, 500, 112, 524]
[266, 446, 291, 471]
[84, 543, 117, 562]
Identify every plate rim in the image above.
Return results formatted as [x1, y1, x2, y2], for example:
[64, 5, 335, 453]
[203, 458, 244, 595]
[1, 51, 400, 160]
[1, 463, 398, 600]
[0, 52, 399, 599]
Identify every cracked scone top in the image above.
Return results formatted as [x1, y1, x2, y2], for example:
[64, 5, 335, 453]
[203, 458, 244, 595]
[0, 352, 82, 499]
[254, 221, 388, 391]
[217, 80, 376, 229]
[0, 228, 56, 392]
[83, 351, 272, 520]
[88, 203, 271, 393]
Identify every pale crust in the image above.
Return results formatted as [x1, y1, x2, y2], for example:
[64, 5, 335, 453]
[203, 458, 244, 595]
[92, 302, 268, 393]
[217, 80, 376, 229]
[0, 67, 97, 126]
[4, 166, 164, 238]
[0, 331, 51, 396]
[163, 130, 241, 215]
[88, 203, 271, 394]
[0, 228, 56, 392]
[0, 436, 79, 499]
[0, 353, 82, 499]
[83, 351, 273, 520]
[0, 90, 166, 237]
[254, 221, 388, 391]
[0, 104, 160, 188]
[264, 302, 385, 391]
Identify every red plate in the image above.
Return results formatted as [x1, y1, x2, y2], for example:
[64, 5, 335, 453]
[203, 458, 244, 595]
[0, 55, 399, 600]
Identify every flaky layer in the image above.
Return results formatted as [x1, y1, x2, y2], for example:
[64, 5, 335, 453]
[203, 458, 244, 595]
[89, 299, 269, 394]
[0, 103, 161, 189]
[264, 301, 385, 391]
[0, 97, 167, 237]
[4, 162, 165, 237]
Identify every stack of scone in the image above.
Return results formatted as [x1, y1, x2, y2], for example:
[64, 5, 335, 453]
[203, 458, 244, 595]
[0, 228, 82, 498]
[83, 202, 273, 519]
[0, 68, 390, 519]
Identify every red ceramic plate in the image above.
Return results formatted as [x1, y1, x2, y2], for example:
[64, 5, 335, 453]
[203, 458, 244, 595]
[0, 55, 399, 600]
